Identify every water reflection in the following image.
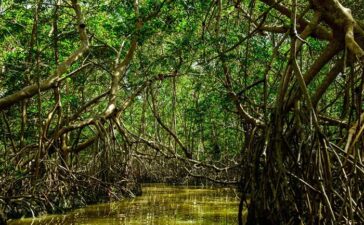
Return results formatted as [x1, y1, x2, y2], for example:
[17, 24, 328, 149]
[8, 184, 239, 225]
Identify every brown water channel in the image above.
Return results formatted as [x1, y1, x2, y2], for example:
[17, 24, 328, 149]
[8, 184, 240, 225]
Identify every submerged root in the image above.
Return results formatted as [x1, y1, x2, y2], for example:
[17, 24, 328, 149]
[240, 118, 364, 225]
[0, 159, 141, 222]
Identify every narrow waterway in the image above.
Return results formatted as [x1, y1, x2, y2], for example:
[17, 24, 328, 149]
[8, 184, 240, 225]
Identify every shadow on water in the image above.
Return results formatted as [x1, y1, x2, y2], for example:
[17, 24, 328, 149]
[8, 184, 240, 225]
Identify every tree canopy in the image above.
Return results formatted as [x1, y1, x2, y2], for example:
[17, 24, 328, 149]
[1, 0, 364, 224]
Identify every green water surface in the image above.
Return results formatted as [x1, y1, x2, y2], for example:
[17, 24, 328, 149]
[8, 184, 240, 225]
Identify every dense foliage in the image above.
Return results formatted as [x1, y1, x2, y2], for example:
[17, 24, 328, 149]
[1, 0, 364, 224]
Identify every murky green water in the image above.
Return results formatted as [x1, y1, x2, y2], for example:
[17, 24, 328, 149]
[8, 184, 240, 225]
